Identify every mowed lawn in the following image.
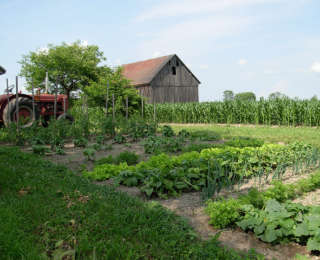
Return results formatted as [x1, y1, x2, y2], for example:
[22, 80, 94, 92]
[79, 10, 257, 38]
[0, 147, 261, 260]
[170, 124, 320, 147]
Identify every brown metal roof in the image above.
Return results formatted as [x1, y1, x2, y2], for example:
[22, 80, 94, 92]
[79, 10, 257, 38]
[122, 55, 174, 86]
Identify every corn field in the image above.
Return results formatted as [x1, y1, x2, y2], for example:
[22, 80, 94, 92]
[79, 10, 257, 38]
[144, 99, 320, 126]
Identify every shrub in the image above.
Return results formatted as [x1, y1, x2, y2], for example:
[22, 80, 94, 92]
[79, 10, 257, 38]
[115, 151, 139, 165]
[162, 125, 175, 137]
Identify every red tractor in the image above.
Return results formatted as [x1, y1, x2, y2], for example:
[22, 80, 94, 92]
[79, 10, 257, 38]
[0, 66, 73, 128]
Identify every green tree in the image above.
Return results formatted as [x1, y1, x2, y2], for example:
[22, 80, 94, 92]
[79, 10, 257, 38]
[84, 67, 142, 115]
[268, 92, 287, 100]
[223, 90, 234, 101]
[234, 92, 256, 102]
[19, 41, 106, 100]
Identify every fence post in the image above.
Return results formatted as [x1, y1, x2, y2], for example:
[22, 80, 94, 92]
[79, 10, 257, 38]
[54, 78, 58, 120]
[141, 98, 144, 118]
[126, 96, 128, 120]
[15, 76, 19, 131]
[112, 93, 115, 121]
[106, 80, 109, 116]
[6, 79, 10, 124]
[32, 81, 35, 121]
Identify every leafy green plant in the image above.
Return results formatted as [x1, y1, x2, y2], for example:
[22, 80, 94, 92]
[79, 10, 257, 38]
[32, 145, 50, 155]
[113, 134, 126, 144]
[83, 148, 96, 161]
[115, 151, 139, 165]
[205, 198, 242, 228]
[74, 137, 88, 147]
[162, 125, 175, 137]
[94, 155, 114, 166]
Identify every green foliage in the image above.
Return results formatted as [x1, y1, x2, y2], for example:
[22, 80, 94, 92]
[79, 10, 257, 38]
[236, 200, 320, 253]
[235, 92, 256, 102]
[19, 41, 106, 99]
[178, 129, 190, 138]
[86, 142, 317, 198]
[162, 125, 175, 137]
[115, 151, 139, 165]
[143, 136, 185, 154]
[83, 148, 96, 161]
[32, 145, 50, 155]
[113, 134, 126, 144]
[95, 155, 114, 166]
[190, 130, 221, 141]
[205, 199, 242, 228]
[145, 99, 320, 126]
[1, 147, 256, 259]
[73, 137, 88, 147]
[225, 137, 264, 148]
[223, 90, 234, 101]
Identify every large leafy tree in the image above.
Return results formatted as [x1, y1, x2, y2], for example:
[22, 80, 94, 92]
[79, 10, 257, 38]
[19, 41, 106, 100]
[235, 92, 256, 102]
[223, 90, 234, 101]
[84, 67, 142, 115]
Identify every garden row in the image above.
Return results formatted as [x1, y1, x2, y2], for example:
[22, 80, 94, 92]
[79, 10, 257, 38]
[84, 142, 318, 198]
[206, 170, 320, 253]
[144, 99, 320, 126]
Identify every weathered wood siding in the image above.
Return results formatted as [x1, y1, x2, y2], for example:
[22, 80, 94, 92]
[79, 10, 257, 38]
[151, 56, 199, 103]
[136, 56, 199, 103]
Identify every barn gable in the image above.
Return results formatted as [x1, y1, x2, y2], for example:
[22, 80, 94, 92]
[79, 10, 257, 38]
[122, 54, 200, 103]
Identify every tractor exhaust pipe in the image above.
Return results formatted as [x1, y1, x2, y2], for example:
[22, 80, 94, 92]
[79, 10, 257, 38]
[0, 66, 6, 75]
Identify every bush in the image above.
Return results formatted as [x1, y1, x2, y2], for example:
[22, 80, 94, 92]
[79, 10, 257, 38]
[115, 151, 139, 165]
[162, 125, 175, 137]
[205, 198, 242, 228]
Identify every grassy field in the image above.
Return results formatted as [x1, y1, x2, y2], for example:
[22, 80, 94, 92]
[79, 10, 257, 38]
[0, 146, 261, 260]
[170, 124, 320, 147]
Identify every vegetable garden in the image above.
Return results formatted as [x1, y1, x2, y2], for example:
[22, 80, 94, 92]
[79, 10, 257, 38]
[2, 108, 320, 259]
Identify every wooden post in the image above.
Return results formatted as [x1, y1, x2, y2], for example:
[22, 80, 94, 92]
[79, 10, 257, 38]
[112, 93, 115, 121]
[31, 81, 35, 121]
[63, 97, 66, 113]
[141, 98, 144, 118]
[105, 81, 109, 116]
[125, 96, 128, 120]
[54, 78, 58, 120]
[15, 76, 19, 130]
[6, 79, 10, 124]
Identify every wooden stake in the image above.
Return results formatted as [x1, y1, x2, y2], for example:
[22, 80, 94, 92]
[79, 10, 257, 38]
[106, 81, 109, 116]
[112, 93, 115, 121]
[31, 81, 35, 121]
[141, 98, 144, 118]
[126, 96, 128, 120]
[6, 79, 10, 124]
[15, 76, 19, 130]
[153, 102, 156, 122]
[54, 78, 58, 120]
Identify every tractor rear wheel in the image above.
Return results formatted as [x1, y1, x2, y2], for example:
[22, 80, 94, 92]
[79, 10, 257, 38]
[3, 97, 39, 128]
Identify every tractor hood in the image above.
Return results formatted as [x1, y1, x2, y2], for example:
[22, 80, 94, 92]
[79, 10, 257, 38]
[0, 66, 6, 75]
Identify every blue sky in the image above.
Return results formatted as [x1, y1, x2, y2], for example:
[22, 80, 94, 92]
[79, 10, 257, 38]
[1, 0, 320, 101]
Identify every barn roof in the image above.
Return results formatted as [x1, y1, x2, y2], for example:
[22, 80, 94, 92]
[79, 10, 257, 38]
[122, 54, 200, 86]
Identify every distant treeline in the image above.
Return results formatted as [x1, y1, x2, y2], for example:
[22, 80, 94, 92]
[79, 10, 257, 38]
[144, 98, 320, 126]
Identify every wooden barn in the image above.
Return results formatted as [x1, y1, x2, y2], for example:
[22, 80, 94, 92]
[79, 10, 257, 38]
[122, 54, 200, 103]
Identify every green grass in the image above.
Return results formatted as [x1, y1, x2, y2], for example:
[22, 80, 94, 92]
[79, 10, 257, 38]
[170, 124, 320, 147]
[0, 147, 261, 259]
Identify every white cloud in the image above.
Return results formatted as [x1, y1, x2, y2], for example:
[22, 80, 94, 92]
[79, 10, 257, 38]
[138, 15, 253, 58]
[311, 62, 320, 73]
[137, 0, 284, 21]
[238, 59, 248, 65]
[152, 51, 162, 58]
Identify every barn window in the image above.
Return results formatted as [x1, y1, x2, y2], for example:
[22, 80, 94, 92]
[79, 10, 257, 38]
[172, 66, 176, 75]
[176, 61, 179, 66]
